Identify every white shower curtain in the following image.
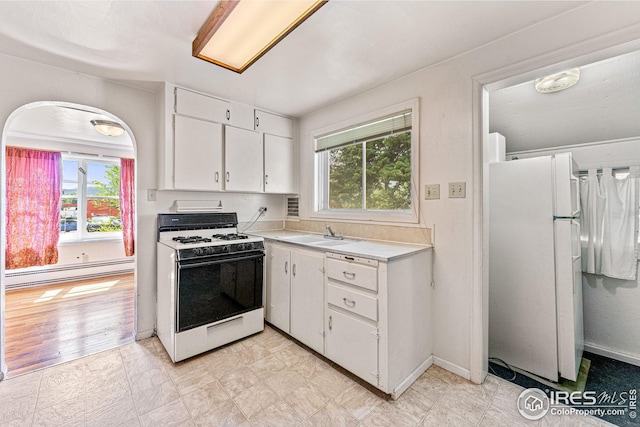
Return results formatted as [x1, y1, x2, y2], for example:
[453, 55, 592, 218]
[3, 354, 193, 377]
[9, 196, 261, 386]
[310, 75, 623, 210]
[580, 166, 640, 280]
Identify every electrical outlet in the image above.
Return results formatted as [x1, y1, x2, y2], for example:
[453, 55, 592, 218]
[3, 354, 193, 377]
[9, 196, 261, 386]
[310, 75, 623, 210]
[448, 182, 466, 198]
[425, 184, 440, 200]
[147, 189, 156, 202]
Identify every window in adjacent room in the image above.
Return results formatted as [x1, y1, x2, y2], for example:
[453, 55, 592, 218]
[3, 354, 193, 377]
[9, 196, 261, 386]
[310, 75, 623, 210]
[60, 155, 122, 242]
[314, 99, 419, 222]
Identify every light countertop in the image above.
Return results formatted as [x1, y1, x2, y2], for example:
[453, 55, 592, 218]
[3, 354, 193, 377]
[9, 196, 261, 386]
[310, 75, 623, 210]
[249, 230, 431, 261]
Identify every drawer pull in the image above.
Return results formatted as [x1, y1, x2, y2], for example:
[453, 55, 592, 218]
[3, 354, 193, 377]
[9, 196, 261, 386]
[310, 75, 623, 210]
[343, 271, 356, 280]
[329, 315, 333, 331]
[345, 256, 355, 261]
[343, 297, 356, 307]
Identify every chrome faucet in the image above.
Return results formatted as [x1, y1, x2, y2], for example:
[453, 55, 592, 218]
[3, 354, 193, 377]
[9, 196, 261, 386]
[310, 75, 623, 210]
[324, 225, 343, 240]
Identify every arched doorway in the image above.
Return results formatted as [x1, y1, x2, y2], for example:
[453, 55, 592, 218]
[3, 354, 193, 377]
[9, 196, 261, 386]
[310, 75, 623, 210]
[1, 101, 137, 378]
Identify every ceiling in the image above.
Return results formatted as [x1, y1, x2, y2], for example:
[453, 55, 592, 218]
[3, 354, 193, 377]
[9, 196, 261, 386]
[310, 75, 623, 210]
[0, 0, 587, 119]
[8, 104, 134, 149]
[489, 49, 640, 153]
[0, 1, 636, 152]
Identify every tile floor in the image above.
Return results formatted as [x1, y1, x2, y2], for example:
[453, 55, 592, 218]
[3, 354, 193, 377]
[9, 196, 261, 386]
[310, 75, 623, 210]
[0, 325, 613, 427]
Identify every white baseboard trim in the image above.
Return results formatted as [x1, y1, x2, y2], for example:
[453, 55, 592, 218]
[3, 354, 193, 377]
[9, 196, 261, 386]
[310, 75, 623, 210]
[391, 356, 433, 400]
[584, 343, 640, 367]
[433, 356, 471, 380]
[136, 330, 155, 341]
[6, 258, 134, 289]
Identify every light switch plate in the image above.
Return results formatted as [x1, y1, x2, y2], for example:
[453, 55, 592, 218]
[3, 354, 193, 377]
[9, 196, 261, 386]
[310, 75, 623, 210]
[147, 189, 157, 202]
[425, 184, 440, 200]
[448, 182, 466, 198]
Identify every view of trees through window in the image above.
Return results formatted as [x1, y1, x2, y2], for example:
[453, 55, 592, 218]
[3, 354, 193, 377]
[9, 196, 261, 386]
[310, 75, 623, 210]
[328, 132, 412, 210]
[61, 158, 122, 240]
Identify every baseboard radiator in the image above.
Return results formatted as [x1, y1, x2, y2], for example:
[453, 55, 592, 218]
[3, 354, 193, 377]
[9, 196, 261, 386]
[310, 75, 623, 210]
[5, 258, 135, 290]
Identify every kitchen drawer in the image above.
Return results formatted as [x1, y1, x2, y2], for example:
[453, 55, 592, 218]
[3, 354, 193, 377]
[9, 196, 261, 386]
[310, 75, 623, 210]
[327, 258, 377, 291]
[327, 283, 377, 322]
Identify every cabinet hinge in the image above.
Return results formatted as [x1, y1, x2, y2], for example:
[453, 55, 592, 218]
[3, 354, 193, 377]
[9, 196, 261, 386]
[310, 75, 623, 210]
[370, 330, 380, 340]
[370, 371, 379, 380]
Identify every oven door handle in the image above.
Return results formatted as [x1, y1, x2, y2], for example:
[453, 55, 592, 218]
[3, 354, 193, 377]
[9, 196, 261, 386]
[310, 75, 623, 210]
[177, 253, 264, 269]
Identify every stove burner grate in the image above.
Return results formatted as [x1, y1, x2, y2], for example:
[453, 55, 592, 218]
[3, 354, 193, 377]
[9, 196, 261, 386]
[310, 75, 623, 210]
[172, 236, 212, 244]
[212, 234, 249, 241]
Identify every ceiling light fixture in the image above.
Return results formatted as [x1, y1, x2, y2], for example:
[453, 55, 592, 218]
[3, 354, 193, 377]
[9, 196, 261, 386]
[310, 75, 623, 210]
[90, 120, 125, 137]
[192, 0, 327, 74]
[534, 68, 581, 94]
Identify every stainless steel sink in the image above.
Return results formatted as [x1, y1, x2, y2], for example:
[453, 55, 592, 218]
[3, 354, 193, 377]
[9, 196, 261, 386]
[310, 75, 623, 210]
[279, 235, 325, 244]
[279, 234, 357, 247]
[312, 239, 354, 247]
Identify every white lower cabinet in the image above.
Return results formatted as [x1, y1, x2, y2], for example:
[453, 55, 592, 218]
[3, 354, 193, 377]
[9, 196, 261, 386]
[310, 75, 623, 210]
[266, 244, 291, 333]
[266, 243, 324, 353]
[264, 240, 432, 399]
[326, 307, 379, 385]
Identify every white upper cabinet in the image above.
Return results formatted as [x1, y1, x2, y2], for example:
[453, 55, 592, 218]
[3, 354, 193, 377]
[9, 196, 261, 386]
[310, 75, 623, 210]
[159, 83, 295, 194]
[225, 126, 263, 192]
[175, 87, 230, 124]
[264, 134, 295, 194]
[255, 109, 293, 138]
[229, 102, 255, 131]
[174, 115, 223, 191]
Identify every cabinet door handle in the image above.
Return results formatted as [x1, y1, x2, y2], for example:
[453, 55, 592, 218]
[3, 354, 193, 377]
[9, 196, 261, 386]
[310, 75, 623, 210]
[226, 109, 230, 121]
[343, 298, 356, 307]
[285, 261, 288, 274]
[329, 315, 332, 331]
[265, 174, 269, 185]
[256, 116, 260, 128]
[226, 171, 230, 182]
[215, 172, 219, 183]
[292, 264, 296, 277]
[343, 271, 356, 280]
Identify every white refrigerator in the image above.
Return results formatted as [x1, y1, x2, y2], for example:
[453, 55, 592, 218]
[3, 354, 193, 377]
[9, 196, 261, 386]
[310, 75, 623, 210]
[489, 153, 584, 382]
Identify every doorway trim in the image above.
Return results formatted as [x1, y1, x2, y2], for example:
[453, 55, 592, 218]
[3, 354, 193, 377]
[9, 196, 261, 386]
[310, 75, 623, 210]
[0, 101, 138, 380]
[469, 35, 640, 384]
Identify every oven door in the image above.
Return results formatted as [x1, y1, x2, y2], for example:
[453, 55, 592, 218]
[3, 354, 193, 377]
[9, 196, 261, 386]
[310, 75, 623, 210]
[176, 251, 264, 332]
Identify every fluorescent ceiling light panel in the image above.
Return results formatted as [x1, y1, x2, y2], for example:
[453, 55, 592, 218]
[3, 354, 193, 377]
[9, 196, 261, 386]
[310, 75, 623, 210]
[193, 0, 327, 74]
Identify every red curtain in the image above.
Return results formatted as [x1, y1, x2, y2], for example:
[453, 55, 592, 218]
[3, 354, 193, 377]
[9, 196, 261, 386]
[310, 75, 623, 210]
[120, 158, 135, 256]
[5, 147, 61, 269]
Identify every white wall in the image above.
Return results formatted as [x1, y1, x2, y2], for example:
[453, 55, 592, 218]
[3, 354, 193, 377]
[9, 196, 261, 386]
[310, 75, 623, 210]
[507, 139, 640, 365]
[297, 3, 640, 378]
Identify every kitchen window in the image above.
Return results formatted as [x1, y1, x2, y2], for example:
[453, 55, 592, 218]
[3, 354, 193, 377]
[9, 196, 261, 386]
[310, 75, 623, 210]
[60, 155, 122, 242]
[314, 99, 419, 222]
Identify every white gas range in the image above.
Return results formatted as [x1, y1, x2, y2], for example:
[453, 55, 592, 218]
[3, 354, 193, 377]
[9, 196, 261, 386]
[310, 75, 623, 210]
[156, 212, 265, 362]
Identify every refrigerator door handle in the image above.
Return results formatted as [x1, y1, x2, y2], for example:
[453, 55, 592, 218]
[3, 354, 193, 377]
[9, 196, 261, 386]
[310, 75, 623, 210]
[570, 176, 580, 217]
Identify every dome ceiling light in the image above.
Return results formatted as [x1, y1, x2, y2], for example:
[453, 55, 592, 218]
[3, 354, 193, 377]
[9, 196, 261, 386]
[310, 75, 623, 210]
[90, 120, 125, 137]
[534, 68, 581, 94]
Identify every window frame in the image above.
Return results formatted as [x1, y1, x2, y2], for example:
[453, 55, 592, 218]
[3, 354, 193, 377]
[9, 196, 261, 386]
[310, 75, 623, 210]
[312, 98, 420, 224]
[59, 153, 123, 243]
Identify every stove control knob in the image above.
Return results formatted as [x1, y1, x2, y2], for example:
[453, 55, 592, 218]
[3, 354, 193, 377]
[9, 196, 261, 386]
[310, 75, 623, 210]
[222, 245, 230, 253]
[193, 248, 204, 256]
[205, 247, 214, 255]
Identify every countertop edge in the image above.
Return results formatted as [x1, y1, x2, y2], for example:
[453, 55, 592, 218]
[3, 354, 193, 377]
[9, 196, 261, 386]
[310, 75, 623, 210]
[249, 230, 432, 262]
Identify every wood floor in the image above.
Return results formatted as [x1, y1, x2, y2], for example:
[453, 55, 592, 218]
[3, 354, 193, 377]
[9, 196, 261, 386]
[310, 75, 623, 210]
[4, 273, 135, 377]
